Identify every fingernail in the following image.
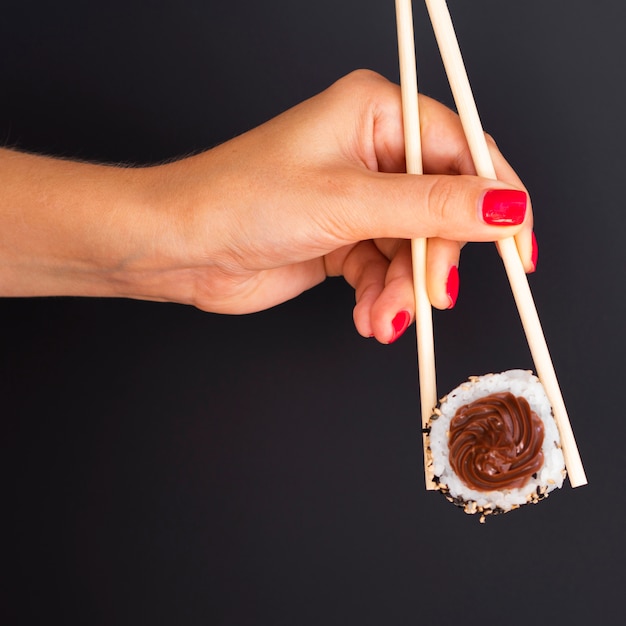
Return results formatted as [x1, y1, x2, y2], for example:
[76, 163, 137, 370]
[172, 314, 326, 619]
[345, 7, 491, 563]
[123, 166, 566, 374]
[446, 265, 459, 309]
[482, 189, 527, 225]
[390, 310, 410, 344]
[530, 231, 538, 273]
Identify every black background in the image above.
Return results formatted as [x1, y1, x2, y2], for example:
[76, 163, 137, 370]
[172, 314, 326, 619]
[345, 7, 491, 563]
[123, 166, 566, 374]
[1, 1, 624, 624]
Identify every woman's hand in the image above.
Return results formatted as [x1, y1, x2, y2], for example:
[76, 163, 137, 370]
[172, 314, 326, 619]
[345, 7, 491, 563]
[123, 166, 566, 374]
[146, 70, 532, 341]
[0, 70, 533, 344]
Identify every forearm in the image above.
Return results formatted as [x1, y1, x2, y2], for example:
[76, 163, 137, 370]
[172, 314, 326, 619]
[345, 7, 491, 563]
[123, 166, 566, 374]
[0, 148, 178, 299]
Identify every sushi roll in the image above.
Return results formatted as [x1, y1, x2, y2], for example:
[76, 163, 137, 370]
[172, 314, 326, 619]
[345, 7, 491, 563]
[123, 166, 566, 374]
[426, 370, 566, 521]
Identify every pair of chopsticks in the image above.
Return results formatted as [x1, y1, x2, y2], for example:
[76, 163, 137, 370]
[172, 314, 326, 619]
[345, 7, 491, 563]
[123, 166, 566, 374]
[394, 0, 587, 489]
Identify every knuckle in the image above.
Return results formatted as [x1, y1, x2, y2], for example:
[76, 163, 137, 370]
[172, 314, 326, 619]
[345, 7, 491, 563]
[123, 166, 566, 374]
[332, 69, 388, 103]
[426, 177, 458, 231]
[453, 145, 475, 174]
[425, 176, 479, 238]
[342, 68, 384, 87]
[484, 132, 499, 150]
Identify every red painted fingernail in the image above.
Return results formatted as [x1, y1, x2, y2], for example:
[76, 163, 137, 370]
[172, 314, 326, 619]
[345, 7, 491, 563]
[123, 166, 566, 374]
[390, 310, 410, 344]
[446, 265, 459, 309]
[530, 231, 538, 273]
[482, 189, 527, 225]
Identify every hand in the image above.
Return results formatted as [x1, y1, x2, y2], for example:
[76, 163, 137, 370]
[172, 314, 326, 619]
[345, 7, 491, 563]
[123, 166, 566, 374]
[142, 70, 532, 341]
[0, 70, 533, 344]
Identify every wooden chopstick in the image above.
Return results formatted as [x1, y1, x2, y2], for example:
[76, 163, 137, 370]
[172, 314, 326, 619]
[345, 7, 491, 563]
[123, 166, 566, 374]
[424, 0, 587, 487]
[395, 0, 438, 490]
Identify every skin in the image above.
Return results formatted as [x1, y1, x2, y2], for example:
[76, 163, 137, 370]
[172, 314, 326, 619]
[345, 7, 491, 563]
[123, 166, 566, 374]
[0, 70, 533, 343]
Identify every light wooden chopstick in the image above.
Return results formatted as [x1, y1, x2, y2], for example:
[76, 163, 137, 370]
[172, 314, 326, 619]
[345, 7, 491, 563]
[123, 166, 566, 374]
[422, 0, 586, 487]
[395, 0, 438, 489]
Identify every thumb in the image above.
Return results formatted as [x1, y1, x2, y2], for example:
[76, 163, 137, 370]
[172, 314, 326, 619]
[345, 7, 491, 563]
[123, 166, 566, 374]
[343, 171, 528, 243]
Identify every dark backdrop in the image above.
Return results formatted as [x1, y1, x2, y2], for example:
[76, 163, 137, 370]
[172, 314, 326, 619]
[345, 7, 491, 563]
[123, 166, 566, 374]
[1, 1, 623, 624]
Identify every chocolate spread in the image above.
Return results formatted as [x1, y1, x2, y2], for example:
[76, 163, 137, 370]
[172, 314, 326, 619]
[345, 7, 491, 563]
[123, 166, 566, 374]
[448, 392, 545, 491]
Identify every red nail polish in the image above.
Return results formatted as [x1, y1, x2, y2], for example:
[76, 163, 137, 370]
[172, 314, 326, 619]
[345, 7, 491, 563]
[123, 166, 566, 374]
[446, 265, 459, 309]
[530, 231, 538, 273]
[482, 189, 527, 225]
[390, 310, 410, 344]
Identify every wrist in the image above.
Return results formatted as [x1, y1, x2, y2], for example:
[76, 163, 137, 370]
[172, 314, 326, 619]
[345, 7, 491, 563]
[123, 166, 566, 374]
[0, 150, 182, 300]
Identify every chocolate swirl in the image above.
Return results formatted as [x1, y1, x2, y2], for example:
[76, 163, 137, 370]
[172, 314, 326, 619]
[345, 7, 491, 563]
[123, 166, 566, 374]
[448, 392, 545, 491]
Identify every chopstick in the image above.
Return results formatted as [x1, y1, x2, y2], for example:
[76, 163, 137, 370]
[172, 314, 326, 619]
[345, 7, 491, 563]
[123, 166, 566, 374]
[424, 0, 587, 487]
[395, 0, 438, 489]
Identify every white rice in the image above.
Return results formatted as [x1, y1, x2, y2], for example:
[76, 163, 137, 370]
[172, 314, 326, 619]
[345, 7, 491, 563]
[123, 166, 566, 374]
[427, 370, 566, 516]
